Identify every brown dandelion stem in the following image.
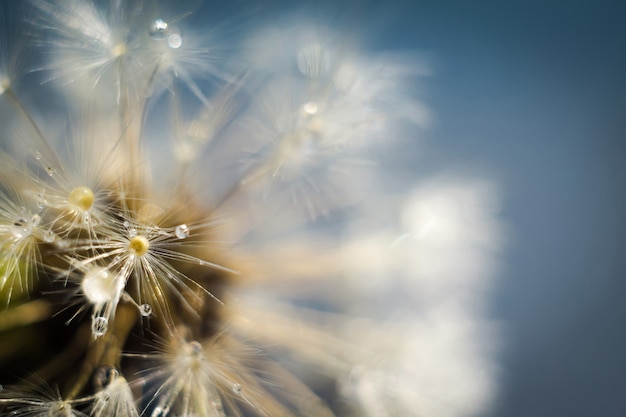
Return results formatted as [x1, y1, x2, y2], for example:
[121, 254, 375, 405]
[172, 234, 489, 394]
[66, 302, 137, 399]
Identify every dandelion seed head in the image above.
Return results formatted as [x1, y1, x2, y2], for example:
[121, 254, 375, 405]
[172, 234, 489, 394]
[110, 42, 128, 58]
[68, 186, 94, 211]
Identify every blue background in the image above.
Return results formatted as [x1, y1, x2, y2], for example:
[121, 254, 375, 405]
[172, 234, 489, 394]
[378, 1, 626, 416]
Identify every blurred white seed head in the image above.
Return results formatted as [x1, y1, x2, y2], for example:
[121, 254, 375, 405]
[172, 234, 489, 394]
[0, 2, 503, 417]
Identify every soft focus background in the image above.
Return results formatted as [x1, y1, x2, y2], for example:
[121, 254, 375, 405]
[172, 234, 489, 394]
[211, 0, 626, 415]
[250, 0, 625, 415]
[374, 1, 626, 416]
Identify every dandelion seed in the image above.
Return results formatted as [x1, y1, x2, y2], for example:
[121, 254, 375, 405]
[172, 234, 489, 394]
[0, 384, 86, 417]
[68, 186, 94, 211]
[128, 235, 150, 256]
[91, 368, 139, 417]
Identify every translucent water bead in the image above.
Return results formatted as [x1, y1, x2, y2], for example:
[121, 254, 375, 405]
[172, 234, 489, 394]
[11, 218, 30, 239]
[139, 303, 152, 317]
[10, 214, 39, 239]
[92, 316, 108, 337]
[175, 224, 189, 239]
[150, 19, 168, 38]
[82, 267, 116, 304]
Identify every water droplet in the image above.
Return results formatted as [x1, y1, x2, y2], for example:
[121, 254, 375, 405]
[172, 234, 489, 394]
[139, 303, 152, 317]
[185, 341, 202, 357]
[123, 220, 130, 228]
[92, 316, 108, 337]
[43, 230, 55, 242]
[231, 383, 242, 395]
[46, 166, 55, 176]
[31, 214, 41, 226]
[34, 151, 41, 160]
[93, 366, 119, 390]
[128, 228, 137, 238]
[37, 191, 47, 210]
[149, 18, 168, 38]
[83, 211, 92, 225]
[11, 218, 29, 239]
[151, 405, 170, 417]
[175, 224, 189, 239]
[167, 33, 182, 49]
[82, 267, 114, 304]
[303, 101, 318, 115]
[55, 239, 70, 249]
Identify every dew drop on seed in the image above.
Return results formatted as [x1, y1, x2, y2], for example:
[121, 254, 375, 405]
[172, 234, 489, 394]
[175, 224, 189, 239]
[231, 383, 242, 395]
[189, 341, 203, 356]
[92, 317, 108, 337]
[46, 166, 55, 176]
[303, 101, 318, 115]
[31, 214, 41, 226]
[150, 18, 168, 38]
[43, 230, 55, 242]
[55, 239, 70, 249]
[123, 220, 130, 228]
[167, 33, 182, 49]
[83, 267, 114, 304]
[151, 406, 170, 417]
[139, 303, 152, 317]
[93, 365, 119, 390]
[34, 151, 41, 160]
[128, 228, 137, 238]
[11, 218, 29, 239]
[37, 191, 46, 210]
